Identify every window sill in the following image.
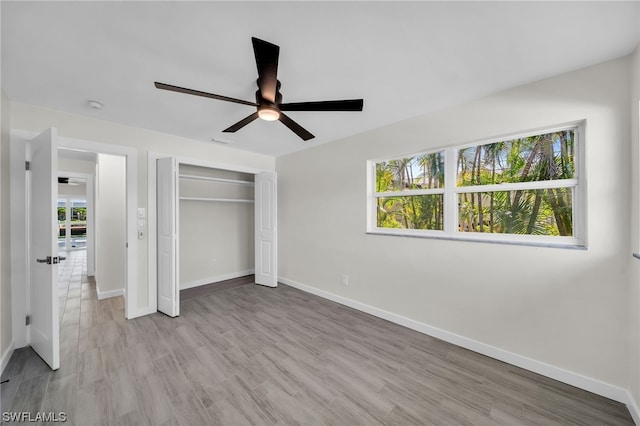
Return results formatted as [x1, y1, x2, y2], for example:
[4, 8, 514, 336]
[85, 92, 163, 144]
[366, 229, 587, 250]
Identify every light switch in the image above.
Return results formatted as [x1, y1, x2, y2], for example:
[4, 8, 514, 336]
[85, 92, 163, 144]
[138, 220, 145, 231]
[137, 208, 146, 219]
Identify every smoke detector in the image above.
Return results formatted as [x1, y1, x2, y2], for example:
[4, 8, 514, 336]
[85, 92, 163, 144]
[87, 100, 103, 110]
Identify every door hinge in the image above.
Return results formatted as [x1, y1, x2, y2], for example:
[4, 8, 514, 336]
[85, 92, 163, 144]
[25, 315, 31, 326]
[25, 161, 30, 171]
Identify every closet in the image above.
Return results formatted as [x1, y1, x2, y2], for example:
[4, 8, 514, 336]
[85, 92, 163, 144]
[156, 157, 277, 317]
[178, 164, 255, 290]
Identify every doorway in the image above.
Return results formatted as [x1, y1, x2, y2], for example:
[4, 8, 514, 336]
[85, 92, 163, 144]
[56, 150, 126, 377]
[9, 129, 139, 370]
[56, 138, 138, 319]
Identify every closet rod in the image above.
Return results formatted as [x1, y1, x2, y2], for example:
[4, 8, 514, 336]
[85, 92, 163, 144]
[179, 174, 254, 186]
[179, 196, 254, 204]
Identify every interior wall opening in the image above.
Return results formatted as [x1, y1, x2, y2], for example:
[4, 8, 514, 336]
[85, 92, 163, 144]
[178, 163, 256, 292]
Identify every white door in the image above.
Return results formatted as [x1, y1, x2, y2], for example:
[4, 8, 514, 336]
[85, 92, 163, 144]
[157, 157, 179, 316]
[29, 128, 60, 370]
[255, 171, 277, 287]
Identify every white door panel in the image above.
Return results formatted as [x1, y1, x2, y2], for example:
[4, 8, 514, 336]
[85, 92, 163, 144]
[29, 128, 60, 370]
[255, 172, 277, 287]
[157, 157, 179, 316]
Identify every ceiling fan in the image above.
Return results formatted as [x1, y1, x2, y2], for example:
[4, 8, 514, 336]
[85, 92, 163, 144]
[155, 37, 364, 141]
[58, 177, 85, 186]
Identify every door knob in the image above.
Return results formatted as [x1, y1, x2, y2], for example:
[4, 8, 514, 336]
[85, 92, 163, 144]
[36, 256, 52, 264]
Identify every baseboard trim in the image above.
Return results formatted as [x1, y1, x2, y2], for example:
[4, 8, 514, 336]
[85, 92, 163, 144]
[96, 285, 124, 301]
[625, 391, 640, 425]
[1, 341, 15, 376]
[279, 277, 631, 407]
[181, 270, 254, 290]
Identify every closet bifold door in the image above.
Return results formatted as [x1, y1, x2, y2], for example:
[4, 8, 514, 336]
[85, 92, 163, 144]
[157, 156, 180, 316]
[255, 171, 277, 287]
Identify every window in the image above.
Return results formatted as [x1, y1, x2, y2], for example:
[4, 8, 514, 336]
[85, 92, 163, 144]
[368, 123, 584, 247]
[58, 198, 88, 250]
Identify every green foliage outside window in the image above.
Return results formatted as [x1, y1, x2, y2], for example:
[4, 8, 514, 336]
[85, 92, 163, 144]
[374, 129, 576, 237]
[457, 130, 574, 236]
[376, 152, 444, 230]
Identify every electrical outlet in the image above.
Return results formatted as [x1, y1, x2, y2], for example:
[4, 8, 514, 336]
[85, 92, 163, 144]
[342, 274, 349, 286]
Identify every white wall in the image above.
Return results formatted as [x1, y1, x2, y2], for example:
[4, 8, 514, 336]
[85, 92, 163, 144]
[58, 182, 87, 198]
[59, 157, 95, 174]
[1, 89, 13, 369]
[179, 165, 254, 288]
[9, 103, 275, 316]
[277, 57, 632, 393]
[95, 154, 126, 296]
[629, 43, 640, 414]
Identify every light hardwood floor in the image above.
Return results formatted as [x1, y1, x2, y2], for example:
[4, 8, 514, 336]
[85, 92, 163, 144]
[1, 250, 634, 425]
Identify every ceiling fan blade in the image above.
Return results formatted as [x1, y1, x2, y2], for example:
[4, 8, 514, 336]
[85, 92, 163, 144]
[155, 82, 257, 107]
[222, 112, 260, 133]
[278, 113, 314, 141]
[279, 99, 364, 112]
[252, 37, 279, 103]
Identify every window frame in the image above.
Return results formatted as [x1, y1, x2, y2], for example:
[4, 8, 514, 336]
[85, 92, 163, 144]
[367, 122, 586, 248]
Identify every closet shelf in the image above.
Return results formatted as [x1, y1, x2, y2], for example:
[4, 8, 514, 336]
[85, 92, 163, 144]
[179, 196, 254, 204]
[179, 174, 254, 186]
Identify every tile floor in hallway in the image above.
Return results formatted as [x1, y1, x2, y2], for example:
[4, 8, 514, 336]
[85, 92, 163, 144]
[0, 249, 635, 425]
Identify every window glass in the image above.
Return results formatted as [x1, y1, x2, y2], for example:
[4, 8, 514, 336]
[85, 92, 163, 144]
[376, 151, 445, 192]
[377, 195, 444, 230]
[457, 130, 575, 186]
[458, 188, 573, 236]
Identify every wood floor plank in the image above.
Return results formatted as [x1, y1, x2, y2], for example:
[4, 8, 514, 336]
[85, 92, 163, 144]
[132, 372, 178, 426]
[151, 354, 194, 401]
[6, 372, 49, 416]
[2, 250, 634, 425]
[75, 379, 110, 424]
[254, 378, 320, 425]
[214, 375, 279, 425]
[169, 389, 215, 426]
[208, 396, 253, 426]
[40, 374, 77, 426]
[0, 374, 21, 413]
[76, 347, 104, 387]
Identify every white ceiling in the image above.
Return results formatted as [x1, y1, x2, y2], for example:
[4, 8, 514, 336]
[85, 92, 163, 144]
[2, 1, 639, 157]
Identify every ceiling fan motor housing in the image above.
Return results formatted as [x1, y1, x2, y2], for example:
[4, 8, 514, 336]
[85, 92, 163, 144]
[256, 83, 282, 121]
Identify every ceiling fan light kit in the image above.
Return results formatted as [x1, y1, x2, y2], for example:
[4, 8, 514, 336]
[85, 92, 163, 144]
[257, 104, 280, 121]
[155, 37, 364, 141]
